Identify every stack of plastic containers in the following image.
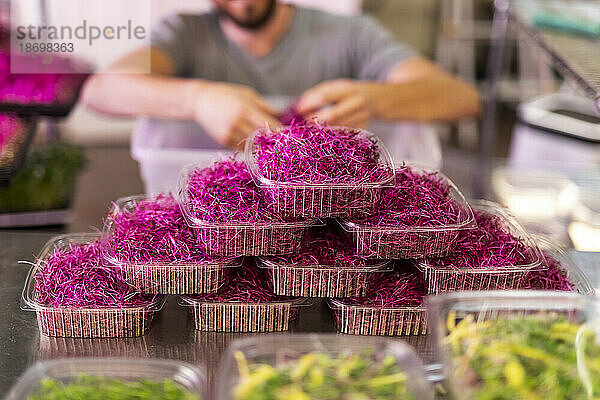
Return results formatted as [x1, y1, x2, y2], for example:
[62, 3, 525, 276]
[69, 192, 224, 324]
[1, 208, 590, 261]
[21, 122, 592, 340]
[174, 123, 586, 337]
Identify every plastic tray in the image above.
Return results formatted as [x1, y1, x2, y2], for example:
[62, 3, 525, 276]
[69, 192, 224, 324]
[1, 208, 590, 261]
[0, 115, 36, 187]
[258, 257, 391, 298]
[178, 162, 320, 257]
[103, 194, 240, 294]
[21, 233, 165, 338]
[427, 291, 596, 400]
[416, 201, 544, 293]
[216, 334, 434, 400]
[5, 358, 205, 400]
[328, 299, 427, 336]
[244, 127, 396, 218]
[339, 167, 475, 259]
[179, 296, 306, 333]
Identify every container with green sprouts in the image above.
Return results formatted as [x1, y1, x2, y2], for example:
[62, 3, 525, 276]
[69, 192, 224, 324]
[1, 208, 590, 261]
[0, 143, 85, 213]
[216, 334, 433, 400]
[5, 358, 205, 400]
[428, 291, 600, 400]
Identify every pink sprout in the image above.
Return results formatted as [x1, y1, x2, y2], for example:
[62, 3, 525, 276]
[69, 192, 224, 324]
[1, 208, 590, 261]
[34, 239, 155, 308]
[425, 209, 533, 269]
[278, 103, 304, 125]
[0, 52, 87, 105]
[254, 121, 392, 184]
[106, 193, 224, 264]
[265, 228, 370, 268]
[188, 262, 297, 303]
[340, 263, 426, 307]
[522, 250, 575, 291]
[349, 166, 465, 226]
[185, 157, 296, 224]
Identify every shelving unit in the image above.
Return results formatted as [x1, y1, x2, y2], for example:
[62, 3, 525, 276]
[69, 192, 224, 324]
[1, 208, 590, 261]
[511, 0, 600, 110]
[481, 0, 600, 160]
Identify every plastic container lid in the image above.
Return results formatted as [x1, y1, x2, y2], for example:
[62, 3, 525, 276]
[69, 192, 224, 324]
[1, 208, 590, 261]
[5, 358, 205, 400]
[244, 126, 396, 189]
[103, 194, 241, 268]
[339, 166, 475, 233]
[216, 334, 434, 400]
[417, 200, 544, 273]
[532, 234, 594, 294]
[257, 256, 392, 273]
[177, 161, 321, 229]
[21, 232, 166, 313]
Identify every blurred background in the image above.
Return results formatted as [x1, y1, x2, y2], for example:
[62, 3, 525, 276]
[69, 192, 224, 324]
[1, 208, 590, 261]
[1, 0, 599, 257]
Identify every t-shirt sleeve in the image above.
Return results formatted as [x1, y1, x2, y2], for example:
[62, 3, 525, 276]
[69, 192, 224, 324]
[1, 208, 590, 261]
[151, 13, 192, 76]
[350, 15, 417, 81]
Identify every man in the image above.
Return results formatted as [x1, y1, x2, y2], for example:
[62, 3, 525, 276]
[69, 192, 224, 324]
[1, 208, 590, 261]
[83, 0, 480, 149]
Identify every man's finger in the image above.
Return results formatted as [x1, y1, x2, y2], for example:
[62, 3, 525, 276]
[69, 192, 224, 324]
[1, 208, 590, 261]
[313, 95, 365, 124]
[335, 109, 370, 129]
[296, 81, 351, 115]
[227, 127, 249, 149]
[253, 95, 281, 117]
[246, 108, 281, 130]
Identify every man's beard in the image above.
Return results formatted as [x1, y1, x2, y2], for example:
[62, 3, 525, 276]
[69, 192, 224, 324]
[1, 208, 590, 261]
[217, 0, 277, 31]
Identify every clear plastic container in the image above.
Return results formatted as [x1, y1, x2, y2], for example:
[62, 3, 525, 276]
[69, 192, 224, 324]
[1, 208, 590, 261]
[416, 201, 544, 293]
[427, 291, 597, 400]
[339, 167, 475, 259]
[104, 194, 240, 294]
[530, 235, 594, 294]
[244, 127, 396, 218]
[5, 358, 205, 400]
[216, 334, 434, 400]
[21, 233, 166, 338]
[178, 163, 321, 257]
[257, 258, 392, 298]
[327, 299, 427, 336]
[179, 296, 307, 333]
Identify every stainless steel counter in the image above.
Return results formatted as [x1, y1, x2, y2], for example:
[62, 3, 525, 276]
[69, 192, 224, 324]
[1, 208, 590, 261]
[2, 229, 598, 397]
[0, 231, 435, 397]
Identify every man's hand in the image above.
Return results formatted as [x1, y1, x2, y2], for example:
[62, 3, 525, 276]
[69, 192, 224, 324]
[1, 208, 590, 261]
[192, 82, 281, 149]
[295, 79, 371, 128]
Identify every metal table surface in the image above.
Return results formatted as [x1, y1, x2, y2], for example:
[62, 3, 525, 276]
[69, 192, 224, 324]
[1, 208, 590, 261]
[0, 231, 435, 398]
